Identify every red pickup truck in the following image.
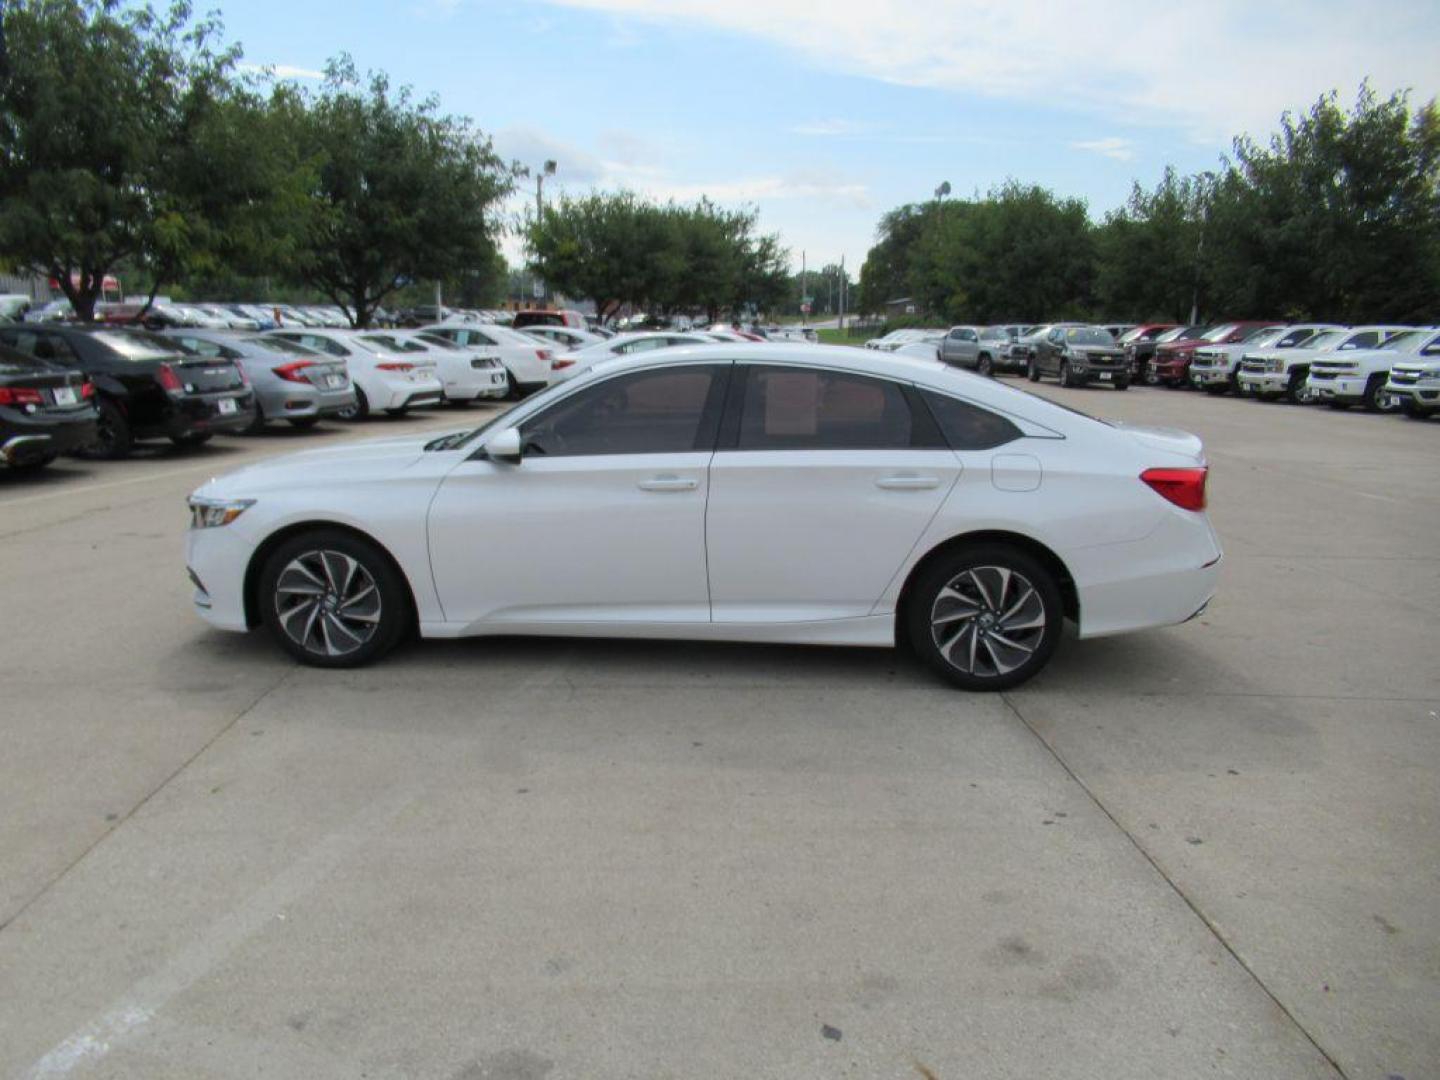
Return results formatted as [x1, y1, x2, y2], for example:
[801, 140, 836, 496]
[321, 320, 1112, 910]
[1151, 321, 1281, 387]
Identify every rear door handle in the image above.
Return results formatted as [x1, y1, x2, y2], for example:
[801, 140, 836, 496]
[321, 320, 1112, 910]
[876, 474, 941, 490]
[638, 475, 699, 492]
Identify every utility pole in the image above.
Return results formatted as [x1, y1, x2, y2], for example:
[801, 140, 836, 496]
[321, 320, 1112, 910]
[800, 250, 806, 326]
[838, 254, 846, 331]
[525, 159, 557, 307]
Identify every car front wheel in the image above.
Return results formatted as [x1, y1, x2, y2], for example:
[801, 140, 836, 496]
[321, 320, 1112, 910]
[258, 530, 410, 667]
[907, 545, 1064, 691]
[1027, 358, 1040, 382]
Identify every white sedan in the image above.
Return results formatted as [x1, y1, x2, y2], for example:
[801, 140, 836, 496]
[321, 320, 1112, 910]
[420, 323, 557, 395]
[184, 344, 1221, 689]
[549, 331, 713, 380]
[355, 330, 509, 404]
[266, 329, 443, 419]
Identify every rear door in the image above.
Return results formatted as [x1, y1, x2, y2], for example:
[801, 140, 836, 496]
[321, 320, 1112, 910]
[705, 364, 962, 623]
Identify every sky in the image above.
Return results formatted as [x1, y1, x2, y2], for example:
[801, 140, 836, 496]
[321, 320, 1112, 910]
[225, 0, 1440, 273]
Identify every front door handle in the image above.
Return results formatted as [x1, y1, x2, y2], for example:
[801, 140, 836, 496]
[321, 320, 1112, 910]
[638, 475, 699, 492]
[876, 474, 941, 490]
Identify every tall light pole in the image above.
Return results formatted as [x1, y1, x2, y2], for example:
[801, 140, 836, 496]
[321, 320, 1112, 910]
[520, 159, 558, 307]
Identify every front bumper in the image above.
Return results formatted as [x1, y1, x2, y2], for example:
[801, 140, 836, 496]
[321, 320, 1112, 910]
[1385, 380, 1440, 406]
[185, 521, 253, 632]
[1151, 358, 1191, 382]
[1190, 366, 1232, 386]
[1237, 371, 1289, 394]
[1305, 374, 1366, 403]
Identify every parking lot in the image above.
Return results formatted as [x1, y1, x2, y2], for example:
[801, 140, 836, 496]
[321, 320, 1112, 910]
[1, 385, 1436, 1080]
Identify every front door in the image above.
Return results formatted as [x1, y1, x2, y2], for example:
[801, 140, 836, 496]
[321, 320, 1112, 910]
[427, 363, 729, 628]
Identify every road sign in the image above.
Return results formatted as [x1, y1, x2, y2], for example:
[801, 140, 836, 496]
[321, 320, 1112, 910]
[800, 302, 811, 314]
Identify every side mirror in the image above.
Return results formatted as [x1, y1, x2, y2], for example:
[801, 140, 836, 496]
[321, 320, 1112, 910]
[486, 426, 523, 463]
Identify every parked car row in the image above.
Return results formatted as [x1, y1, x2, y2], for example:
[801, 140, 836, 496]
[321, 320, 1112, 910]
[900, 318, 1440, 419]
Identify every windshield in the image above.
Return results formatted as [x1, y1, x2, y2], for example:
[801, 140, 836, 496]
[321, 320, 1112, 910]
[1302, 330, 1346, 350]
[1156, 327, 1189, 343]
[1379, 330, 1428, 351]
[360, 334, 426, 353]
[92, 330, 190, 360]
[1201, 323, 1240, 342]
[242, 336, 314, 356]
[1065, 328, 1115, 345]
[1241, 328, 1287, 349]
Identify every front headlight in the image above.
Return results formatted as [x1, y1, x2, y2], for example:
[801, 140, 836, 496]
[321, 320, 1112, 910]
[1267, 359, 1285, 373]
[188, 496, 255, 529]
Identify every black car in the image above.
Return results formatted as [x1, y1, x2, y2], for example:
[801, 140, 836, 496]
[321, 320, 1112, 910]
[1027, 326, 1131, 389]
[1, 343, 99, 471]
[0, 325, 255, 459]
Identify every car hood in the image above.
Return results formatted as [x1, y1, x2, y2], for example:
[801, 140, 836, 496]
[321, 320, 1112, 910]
[1311, 347, 1407, 366]
[195, 432, 451, 496]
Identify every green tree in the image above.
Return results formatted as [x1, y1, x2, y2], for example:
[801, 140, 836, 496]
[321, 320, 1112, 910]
[1094, 167, 1211, 322]
[284, 57, 511, 327]
[0, 0, 243, 320]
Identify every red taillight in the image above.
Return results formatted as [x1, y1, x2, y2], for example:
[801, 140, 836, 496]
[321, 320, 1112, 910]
[375, 362, 414, 372]
[157, 362, 183, 393]
[1141, 467, 1208, 512]
[80, 381, 95, 399]
[551, 358, 575, 371]
[272, 360, 314, 383]
[0, 386, 44, 406]
[536, 349, 553, 362]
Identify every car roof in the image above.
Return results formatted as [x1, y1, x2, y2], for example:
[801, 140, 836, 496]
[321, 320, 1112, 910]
[581, 342, 1083, 435]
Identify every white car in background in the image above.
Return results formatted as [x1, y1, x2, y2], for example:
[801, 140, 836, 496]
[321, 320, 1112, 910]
[1235, 327, 1389, 403]
[865, 329, 930, 351]
[421, 323, 557, 395]
[267, 329, 443, 419]
[548, 331, 711, 380]
[185, 343, 1221, 690]
[518, 325, 608, 351]
[1384, 331, 1440, 418]
[1307, 326, 1439, 412]
[1190, 324, 1340, 394]
[356, 330, 508, 404]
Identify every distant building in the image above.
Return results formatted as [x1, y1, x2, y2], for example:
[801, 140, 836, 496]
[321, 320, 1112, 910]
[884, 296, 920, 317]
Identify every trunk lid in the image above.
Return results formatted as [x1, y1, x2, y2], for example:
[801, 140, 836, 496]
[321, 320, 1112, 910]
[172, 356, 246, 394]
[1113, 422, 1206, 465]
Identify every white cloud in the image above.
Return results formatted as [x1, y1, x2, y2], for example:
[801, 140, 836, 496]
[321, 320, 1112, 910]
[1071, 136, 1135, 162]
[238, 62, 324, 80]
[541, 0, 1440, 143]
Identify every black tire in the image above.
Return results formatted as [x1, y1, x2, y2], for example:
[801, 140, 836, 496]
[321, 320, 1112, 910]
[170, 432, 212, 448]
[385, 406, 408, 417]
[977, 354, 993, 378]
[1114, 378, 1130, 391]
[241, 401, 266, 435]
[1059, 360, 1075, 388]
[1362, 373, 1395, 413]
[1400, 399, 1431, 420]
[1204, 383, 1228, 395]
[1327, 401, 1351, 410]
[258, 529, 411, 668]
[83, 398, 133, 460]
[504, 369, 523, 400]
[288, 416, 320, 429]
[1026, 358, 1040, 382]
[1284, 369, 1310, 404]
[337, 386, 369, 421]
[906, 544, 1064, 691]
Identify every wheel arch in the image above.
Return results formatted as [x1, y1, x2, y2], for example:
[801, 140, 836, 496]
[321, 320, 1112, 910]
[242, 520, 419, 631]
[895, 530, 1079, 646]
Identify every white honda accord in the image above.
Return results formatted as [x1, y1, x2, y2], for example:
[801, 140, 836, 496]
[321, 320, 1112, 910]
[184, 344, 1221, 689]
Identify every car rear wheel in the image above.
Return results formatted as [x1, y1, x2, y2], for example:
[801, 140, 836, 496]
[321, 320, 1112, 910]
[907, 545, 1063, 691]
[259, 530, 409, 668]
[336, 386, 369, 421]
[83, 399, 132, 460]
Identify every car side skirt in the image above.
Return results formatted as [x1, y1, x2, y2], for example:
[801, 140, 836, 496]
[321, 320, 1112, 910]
[419, 613, 896, 646]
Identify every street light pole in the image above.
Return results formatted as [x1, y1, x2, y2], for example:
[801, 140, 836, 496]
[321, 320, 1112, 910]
[534, 159, 556, 307]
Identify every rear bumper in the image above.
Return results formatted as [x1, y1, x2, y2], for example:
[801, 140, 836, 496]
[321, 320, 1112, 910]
[256, 383, 356, 419]
[1, 407, 99, 462]
[149, 392, 256, 437]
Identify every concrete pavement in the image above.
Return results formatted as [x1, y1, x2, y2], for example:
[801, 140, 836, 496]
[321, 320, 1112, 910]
[1, 385, 1435, 1079]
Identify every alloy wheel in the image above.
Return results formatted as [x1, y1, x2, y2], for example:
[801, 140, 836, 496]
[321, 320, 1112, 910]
[929, 565, 1047, 679]
[273, 549, 382, 658]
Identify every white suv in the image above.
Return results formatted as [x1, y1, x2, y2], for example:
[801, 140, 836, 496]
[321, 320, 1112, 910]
[1307, 327, 1438, 412]
[1382, 331, 1440, 418]
[1237, 326, 1404, 404]
[1190, 325, 1335, 395]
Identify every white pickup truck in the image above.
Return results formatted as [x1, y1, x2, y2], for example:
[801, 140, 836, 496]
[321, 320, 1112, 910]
[1307, 327, 1440, 412]
[1382, 330, 1440, 418]
[1190, 324, 1337, 395]
[1236, 326, 1406, 404]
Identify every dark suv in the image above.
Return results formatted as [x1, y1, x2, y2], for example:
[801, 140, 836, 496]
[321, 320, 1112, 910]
[0, 325, 255, 458]
[1027, 326, 1130, 389]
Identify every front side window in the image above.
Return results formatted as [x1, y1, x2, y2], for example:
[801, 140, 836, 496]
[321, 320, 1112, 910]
[521, 365, 723, 457]
[736, 366, 916, 450]
[1339, 331, 1380, 350]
